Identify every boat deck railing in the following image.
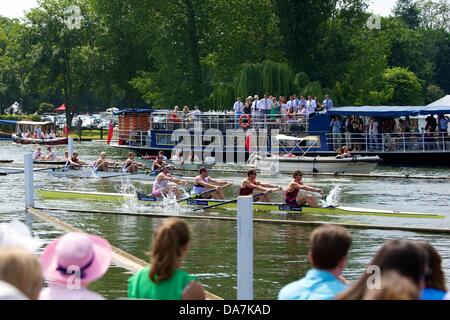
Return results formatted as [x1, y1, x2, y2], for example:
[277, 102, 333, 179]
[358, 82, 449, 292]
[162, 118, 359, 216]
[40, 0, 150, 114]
[150, 111, 309, 133]
[326, 132, 450, 153]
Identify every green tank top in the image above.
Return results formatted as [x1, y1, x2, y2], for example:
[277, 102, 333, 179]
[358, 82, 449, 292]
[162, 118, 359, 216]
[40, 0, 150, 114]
[128, 266, 196, 300]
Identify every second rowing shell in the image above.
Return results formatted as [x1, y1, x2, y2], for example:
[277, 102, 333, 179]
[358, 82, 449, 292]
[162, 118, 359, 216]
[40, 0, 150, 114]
[36, 189, 444, 219]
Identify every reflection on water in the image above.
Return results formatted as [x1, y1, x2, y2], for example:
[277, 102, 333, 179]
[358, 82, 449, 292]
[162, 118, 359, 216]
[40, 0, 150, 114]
[1, 141, 450, 299]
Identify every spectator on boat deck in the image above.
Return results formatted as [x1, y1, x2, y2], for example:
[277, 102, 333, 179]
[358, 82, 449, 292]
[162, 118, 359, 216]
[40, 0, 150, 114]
[425, 115, 437, 132]
[33, 147, 43, 160]
[39, 232, 112, 300]
[362, 271, 419, 300]
[438, 115, 449, 134]
[287, 96, 297, 113]
[128, 218, 206, 300]
[299, 96, 307, 110]
[415, 242, 447, 300]
[243, 98, 252, 115]
[337, 240, 428, 300]
[251, 95, 261, 125]
[330, 116, 342, 151]
[368, 117, 379, 150]
[305, 96, 316, 115]
[45, 146, 58, 161]
[233, 97, 244, 129]
[279, 96, 288, 114]
[278, 225, 352, 300]
[257, 94, 273, 116]
[323, 95, 334, 111]
[315, 97, 322, 111]
[0, 248, 43, 300]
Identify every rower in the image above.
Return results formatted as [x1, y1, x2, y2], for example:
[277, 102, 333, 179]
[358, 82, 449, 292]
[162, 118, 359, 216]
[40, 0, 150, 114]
[192, 167, 228, 199]
[158, 150, 168, 161]
[44, 146, 58, 161]
[152, 155, 168, 172]
[93, 152, 116, 172]
[239, 169, 280, 202]
[152, 166, 188, 199]
[123, 152, 146, 173]
[66, 152, 86, 170]
[33, 147, 43, 160]
[285, 170, 323, 208]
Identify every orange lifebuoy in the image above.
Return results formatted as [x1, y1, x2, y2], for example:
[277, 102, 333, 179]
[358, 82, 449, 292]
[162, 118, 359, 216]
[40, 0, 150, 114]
[239, 114, 251, 129]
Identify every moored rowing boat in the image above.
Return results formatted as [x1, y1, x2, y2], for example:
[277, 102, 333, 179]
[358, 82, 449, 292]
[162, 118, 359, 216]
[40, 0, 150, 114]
[36, 189, 444, 219]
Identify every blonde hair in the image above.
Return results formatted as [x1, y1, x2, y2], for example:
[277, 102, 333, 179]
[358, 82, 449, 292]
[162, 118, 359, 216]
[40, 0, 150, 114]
[149, 218, 190, 283]
[0, 247, 43, 299]
[362, 271, 419, 300]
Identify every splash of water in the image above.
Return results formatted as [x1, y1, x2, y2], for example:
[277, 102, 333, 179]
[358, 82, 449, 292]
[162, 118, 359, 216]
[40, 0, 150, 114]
[324, 184, 342, 207]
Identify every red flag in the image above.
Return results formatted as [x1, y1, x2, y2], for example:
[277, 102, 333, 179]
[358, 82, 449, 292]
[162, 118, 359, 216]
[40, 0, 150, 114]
[63, 125, 69, 137]
[245, 132, 251, 153]
[107, 121, 114, 145]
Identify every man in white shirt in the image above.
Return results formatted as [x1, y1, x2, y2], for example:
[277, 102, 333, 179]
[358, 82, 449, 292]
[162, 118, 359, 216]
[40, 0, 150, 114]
[368, 117, 379, 150]
[306, 96, 316, 115]
[233, 97, 244, 129]
[286, 96, 297, 113]
[257, 94, 273, 117]
[323, 95, 334, 111]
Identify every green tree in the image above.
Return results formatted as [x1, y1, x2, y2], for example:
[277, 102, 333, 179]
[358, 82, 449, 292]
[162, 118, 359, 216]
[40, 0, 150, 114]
[394, 0, 421, 28]
[383, 67, 423, 105]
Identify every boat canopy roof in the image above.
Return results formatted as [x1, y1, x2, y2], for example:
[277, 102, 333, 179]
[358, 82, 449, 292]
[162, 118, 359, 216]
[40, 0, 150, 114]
[17, 121, 53, 126]
[275, 134, 305, 141]
[0, 120, 17, 125]
[328, 106, 450, 117]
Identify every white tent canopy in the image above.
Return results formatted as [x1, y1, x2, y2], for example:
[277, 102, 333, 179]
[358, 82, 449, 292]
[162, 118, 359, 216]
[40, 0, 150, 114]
[275, 134, 305, 142]
[428, 95, 450, 106]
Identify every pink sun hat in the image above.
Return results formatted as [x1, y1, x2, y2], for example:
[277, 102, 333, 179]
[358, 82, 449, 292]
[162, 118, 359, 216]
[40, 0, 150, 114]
[41, 232, 112, 285]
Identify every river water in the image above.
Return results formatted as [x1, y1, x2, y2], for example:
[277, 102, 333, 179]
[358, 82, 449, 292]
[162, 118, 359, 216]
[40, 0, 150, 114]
[1, 140, 450, 299]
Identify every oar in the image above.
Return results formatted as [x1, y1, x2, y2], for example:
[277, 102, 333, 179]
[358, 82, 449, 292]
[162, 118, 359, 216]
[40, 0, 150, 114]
[177, 182, 233, 203]
[192, 191, 267, 212]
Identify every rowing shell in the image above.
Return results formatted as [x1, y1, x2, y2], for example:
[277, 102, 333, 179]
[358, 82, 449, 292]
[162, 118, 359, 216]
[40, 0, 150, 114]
[36, 189, 444, 219]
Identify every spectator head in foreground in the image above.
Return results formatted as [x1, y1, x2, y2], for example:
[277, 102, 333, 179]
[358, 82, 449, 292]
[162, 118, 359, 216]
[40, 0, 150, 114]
[337, 240, 428, 300]
[308, 224, 352, 273]
[362, 271, 419, 300]
[128, 218, 205, 300]
[278, 224, 352, 300]
[415, 241, 447, 300]
[40, 232, 112, 300]
[0, 247, 43, 300]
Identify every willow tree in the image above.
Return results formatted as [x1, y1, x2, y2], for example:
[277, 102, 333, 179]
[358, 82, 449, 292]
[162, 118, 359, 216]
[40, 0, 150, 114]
[234, 60, 293, 98]
[211, 83, 235, 110]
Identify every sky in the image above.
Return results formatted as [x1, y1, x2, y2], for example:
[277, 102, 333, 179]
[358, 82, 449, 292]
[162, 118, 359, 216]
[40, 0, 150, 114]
[0, 0, 397, 19]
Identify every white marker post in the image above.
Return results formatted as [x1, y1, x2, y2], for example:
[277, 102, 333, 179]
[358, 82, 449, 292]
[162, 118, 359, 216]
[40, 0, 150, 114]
[68, 137, 74, 157]
[237, 195, 253, 300]
[24, 153, 34, 229]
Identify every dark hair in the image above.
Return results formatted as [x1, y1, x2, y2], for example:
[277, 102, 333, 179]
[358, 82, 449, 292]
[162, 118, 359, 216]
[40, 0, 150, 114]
[149, 218, 190, 283]
[415, 241, 447, 291]
[158, 150, 165, 155]
[247, 169, 257, 177]
[128, 152, 135, 157]
[293, 170, 303, 178]
[199, 167, 208, 174]
[337, 240, 428, 300]
[309, 225, 352, 269]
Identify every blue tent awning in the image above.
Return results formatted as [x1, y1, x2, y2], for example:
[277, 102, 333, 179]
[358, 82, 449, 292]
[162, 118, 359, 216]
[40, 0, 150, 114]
[328, 106, 450, 117]
[0, 120, 18, 125]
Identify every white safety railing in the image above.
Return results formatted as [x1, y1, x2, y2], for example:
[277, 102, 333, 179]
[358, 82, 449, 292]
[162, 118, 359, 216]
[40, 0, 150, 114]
[326, 132, 450, 152]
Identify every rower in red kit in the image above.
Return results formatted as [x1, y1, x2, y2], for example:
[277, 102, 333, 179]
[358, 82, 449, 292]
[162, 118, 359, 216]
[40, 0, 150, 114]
[239, 169, 280, 202]
[285, 170, 323, 208]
